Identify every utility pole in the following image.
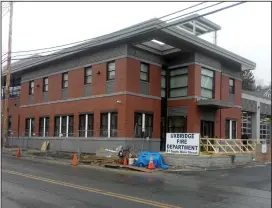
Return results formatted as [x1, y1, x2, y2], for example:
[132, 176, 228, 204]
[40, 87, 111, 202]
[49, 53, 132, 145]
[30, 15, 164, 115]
[3, 1, 14, 147]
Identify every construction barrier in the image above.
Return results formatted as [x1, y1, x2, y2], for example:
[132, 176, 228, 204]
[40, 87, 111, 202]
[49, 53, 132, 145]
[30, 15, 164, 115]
[200, 138, 270, 154]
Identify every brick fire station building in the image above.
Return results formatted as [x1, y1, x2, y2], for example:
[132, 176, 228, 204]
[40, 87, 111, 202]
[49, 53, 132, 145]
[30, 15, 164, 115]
[3, 15, 266, 151]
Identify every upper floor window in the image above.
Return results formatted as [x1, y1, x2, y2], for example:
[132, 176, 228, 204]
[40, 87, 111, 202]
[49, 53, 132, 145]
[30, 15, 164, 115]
[29, 81, 34, 95]
[229, 78, 235, 94]
[107, 62, 115, 80]
[161, 69, 166, 97]
[201, 68, 214, 99]
[43, 77, 48, 92]
[62, 73, 68, 88]
[140, 63, 149, 82]
[84, 67, 92, 85]
[169, 67, 188, 98]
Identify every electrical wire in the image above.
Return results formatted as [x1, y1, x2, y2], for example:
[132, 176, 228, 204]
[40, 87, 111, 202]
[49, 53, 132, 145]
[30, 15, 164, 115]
[6, 2, 224, 60]
[2, 1, 223, 64]
[2, 2, 243, 67]
[2, 2, 245, 70]
[3, 1, 208, 57]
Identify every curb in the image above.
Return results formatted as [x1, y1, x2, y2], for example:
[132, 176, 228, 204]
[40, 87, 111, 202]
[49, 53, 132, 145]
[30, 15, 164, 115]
[2, 152, 164, 176]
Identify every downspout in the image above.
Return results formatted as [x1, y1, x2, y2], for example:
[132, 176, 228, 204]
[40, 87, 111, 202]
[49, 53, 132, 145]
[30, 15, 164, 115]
[220, 72, 222, 138]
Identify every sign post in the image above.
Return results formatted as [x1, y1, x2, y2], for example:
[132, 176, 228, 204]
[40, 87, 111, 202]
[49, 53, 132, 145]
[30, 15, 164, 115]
[165, 133, 200, 155]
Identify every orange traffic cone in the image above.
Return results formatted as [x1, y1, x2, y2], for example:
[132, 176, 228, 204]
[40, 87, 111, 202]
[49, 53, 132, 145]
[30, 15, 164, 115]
[123, 156, 128, 165]
[72, 153, 78, 166]
[16, 148, 21, 159]
[148, 155, 154, 169]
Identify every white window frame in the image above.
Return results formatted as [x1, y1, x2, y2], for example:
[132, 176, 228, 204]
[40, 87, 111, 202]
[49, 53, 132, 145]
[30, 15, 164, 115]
[57, 115, 73, 137]
[226, 119, 237, 140]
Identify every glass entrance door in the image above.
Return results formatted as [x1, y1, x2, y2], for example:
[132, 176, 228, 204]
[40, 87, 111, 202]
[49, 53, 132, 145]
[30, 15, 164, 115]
[201, 120, 214, 138]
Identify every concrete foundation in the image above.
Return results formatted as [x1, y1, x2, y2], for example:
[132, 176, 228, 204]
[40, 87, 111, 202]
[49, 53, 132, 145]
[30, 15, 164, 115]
[6, 137, 161, 154]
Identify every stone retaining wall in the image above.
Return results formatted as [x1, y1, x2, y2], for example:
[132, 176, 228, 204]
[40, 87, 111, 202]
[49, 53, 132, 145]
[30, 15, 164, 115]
[162, 153, 254, 168]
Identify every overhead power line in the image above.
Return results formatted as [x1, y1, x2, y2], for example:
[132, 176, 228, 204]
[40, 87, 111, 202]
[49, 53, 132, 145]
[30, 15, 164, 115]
[2, 1, 223, 62]
[3, 1, 208, 57]
[2, 2, 245, 70]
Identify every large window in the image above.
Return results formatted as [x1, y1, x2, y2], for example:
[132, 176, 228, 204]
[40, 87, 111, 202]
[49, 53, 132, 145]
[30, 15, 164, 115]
[134, 113, 153, 138]
[168, 116, 187, 133]
[107, 62, 115, 80]
[260, 114, 271, 139]
[201, 68, 214, 98]
[29, 81, 34, 95]
[100, 112, 118, 137]
[140, 63, 149, 82]
[62, 73, 68, 88]
[169, 67, 188, 98]
[84, 67, 92, 85]
[161, 69, 166, 97]
[229, 78, 235, 94]
[54, 115, 74, 137]
[43, 77, 48, 92]
[8, 116, 12, 136]
[25, 118, 35, 137]
[39, 117, 49, 137]
[241, 111, 252, 139]
[78, 114, 94, 137]
[225, 119, 237, 139]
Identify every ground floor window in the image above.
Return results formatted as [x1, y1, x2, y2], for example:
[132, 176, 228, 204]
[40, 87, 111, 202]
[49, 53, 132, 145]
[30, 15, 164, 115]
[134, 113, 153, 138]
[8, 116, 12, 136]
[225, 119, 237, 139]
[260, 114, 271, 139]
[79, 114, 94, 137]
[168, 116, 187, 133]
[25, 118, 35, 137]
[100, 112, 118, 137]
[54, 115, 74, 137]
[241, 111, 252, 139]
[39, 117, 50, 137]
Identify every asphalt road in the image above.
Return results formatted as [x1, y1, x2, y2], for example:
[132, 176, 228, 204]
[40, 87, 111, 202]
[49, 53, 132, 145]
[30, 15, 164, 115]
[2, 155, 271, 208]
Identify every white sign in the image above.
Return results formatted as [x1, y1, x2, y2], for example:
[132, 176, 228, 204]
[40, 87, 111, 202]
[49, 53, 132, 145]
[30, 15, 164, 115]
[262, 144, 267, 153]
[166, 133, 200, 155]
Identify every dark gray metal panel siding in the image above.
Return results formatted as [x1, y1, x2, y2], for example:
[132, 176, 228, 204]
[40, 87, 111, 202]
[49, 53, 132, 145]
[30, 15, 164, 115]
[229, 94, 235, 103]
[195, 52, 221, 69]
[106, 81, 115, 94]
[167, 52, 194, 67]
[242, 98, 257, 112]
[168, 106, 188, 116]
[260, 103, 271, 115]
[43, 92, 48, 102]
[222, 64, 241, 79]
[140, 81, 149, 95]
[21, 45, 127, 82]
[200, 110, 215, 121]
[84, 85, 92, 97]
[127, 46, 162, 65]
[61, 89, 68, 100]
[28, 95, 34, 104]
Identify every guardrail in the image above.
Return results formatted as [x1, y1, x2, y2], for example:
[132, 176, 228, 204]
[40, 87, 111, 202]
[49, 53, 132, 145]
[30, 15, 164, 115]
[200, 138, 270, 154]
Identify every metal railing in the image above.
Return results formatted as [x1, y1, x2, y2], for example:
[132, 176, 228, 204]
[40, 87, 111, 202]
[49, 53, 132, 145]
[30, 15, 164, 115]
[200, 138, 270, 154]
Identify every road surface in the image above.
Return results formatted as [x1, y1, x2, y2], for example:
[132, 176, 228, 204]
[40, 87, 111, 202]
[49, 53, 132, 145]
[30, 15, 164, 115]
[2, 155, 271, 208]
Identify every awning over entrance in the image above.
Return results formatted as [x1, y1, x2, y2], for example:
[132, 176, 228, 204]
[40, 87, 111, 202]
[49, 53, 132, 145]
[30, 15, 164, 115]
[197, 99, 236, 109]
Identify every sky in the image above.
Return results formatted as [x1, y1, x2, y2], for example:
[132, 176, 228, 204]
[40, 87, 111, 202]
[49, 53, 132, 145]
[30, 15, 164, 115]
[1, 2, 271, 85]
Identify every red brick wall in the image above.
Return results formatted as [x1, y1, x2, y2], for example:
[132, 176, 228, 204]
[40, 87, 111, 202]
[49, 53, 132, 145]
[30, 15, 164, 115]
[68, 68, 84, 98]
[150, 64, 161, 97]
[34, 79, 43, 103]
[92, 63, 107, 95]
[214, 74, 242, 138]
[188, 64, 201, 96]
[20, 82, 29, 106]
[48, 74, 62, 101]
[126, 58, 140, 93]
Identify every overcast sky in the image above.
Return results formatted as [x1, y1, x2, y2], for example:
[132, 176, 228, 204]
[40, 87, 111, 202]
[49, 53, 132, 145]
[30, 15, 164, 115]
[1, 2, 271, 84]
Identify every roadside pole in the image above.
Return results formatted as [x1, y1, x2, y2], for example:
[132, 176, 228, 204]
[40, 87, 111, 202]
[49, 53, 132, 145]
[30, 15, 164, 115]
[3, 1, 14, 147]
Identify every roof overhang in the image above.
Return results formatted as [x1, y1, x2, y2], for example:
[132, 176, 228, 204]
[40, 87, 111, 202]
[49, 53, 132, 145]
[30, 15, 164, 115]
[197, 99, 236, 109]
[2, 15, 256, 76]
